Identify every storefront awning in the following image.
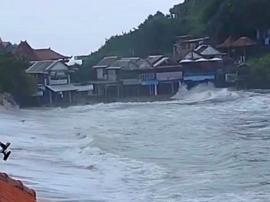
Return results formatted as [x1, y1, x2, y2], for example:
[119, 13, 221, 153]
[75, 85, 94, 92]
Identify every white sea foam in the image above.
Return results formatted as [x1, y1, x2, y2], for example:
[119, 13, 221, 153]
[172, 83, 240, 104]
[1, 89, 270, 201]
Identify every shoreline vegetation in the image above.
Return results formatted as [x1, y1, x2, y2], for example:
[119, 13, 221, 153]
[1, 0, 270, 107]
[244, 53, 270, 89]
[0, 52, 36, 106]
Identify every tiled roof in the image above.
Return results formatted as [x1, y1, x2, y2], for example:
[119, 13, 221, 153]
[26, 61, 56, 73]
[146, 55, 164, 66]
[109, 58, 139, 71]
[184, 51, 203, 60]
[199, 46, 222, 56]
[195, 45, 208, 53]
[108, 58, 152, 71]
[93, 56, 119, 68]
[98, 56, 181, 71]
[34, 49, 67, 61]
[218, 36, 256, 48]
[153, 57, 169, 67]
[136, 58, 153, 70]
[26, 60, 68, 74]
[15, 41, 68, 61]
[95, 53, 186, 73]
[146, 55, 179, 68]
[15, 41, 37, 61]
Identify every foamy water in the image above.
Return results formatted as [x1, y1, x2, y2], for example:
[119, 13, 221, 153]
[1, 85, 270, 202]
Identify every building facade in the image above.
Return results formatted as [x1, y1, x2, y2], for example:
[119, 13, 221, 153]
[26, 60, 93, 106]
[93, 56, 183, 98]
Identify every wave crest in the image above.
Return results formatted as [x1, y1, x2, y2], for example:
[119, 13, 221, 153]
[172, 83, 240, 104]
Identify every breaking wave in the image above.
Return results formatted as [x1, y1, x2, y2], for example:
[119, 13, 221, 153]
[2, 87, 270, 201]
[172, 83, 240, 104]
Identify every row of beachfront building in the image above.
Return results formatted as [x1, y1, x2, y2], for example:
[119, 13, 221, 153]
[0, 35, 257, 106]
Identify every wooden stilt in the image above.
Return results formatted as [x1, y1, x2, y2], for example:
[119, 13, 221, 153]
[154, 84, 158, 96]
[171, 82, 175, 94]
[49, 91, 52, 106]
[68, 91, 72, 104]
[149, 85, 152, 96]
[117, 86, 120, 97]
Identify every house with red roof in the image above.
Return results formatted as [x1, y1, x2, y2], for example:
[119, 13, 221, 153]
[15, 41, 70, 61]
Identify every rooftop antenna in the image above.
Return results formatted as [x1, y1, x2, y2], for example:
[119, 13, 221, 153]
[0, 142, 11, 161]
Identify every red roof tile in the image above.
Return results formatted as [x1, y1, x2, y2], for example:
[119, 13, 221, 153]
[15, 41, 69, 61]
[34, 48, 68, 61]
[15, 41, 37, 61]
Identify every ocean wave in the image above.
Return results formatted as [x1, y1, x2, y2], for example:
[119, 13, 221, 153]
[172, 83, 241, 104]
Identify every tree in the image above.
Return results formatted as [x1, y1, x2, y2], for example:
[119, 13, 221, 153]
[85, 0, 270, 69]
[0, 52, 36, 99]
[206, 0, 270, 40]
[244, 54, 270, 88]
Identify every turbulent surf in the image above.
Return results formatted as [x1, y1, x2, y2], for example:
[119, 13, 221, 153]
[1, 85, 270, 202]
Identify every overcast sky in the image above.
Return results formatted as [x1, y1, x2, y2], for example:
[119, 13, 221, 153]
[0, 0, 183, 56]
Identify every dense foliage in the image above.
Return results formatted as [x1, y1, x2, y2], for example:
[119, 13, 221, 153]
[84, 0, 270, 67]
[0, 52, 36, 99]
[70, 64, 96, 83]
[206, 0, 270, 40]
[77, 0, 270, 89]
[84, 12, 183, 68]
[239, 54, 270, 89]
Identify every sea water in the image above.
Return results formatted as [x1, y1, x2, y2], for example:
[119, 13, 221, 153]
[1, 84, 270, 202]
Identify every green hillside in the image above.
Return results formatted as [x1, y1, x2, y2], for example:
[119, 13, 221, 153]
[72, 0, 270, 85]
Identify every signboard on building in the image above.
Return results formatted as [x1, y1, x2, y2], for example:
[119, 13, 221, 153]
[184, 74, 215, 81]
[50, 79, 68, 85]
[122, 79, 141, 85]
[141, 80, 158, 86]
[76, 85, 94, 92]
[156, 72, 182, 81]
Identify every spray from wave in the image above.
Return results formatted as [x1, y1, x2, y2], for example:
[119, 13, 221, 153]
[0, 93, 19, 111]
[172, 83, 240, 104]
